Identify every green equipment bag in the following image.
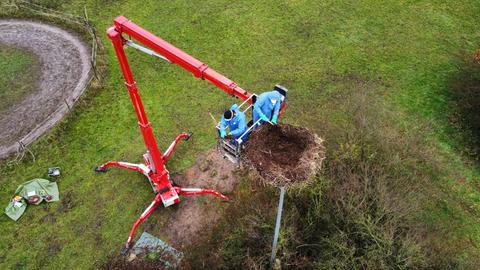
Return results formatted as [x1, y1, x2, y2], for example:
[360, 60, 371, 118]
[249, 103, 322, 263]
[5, 179, 59, 221]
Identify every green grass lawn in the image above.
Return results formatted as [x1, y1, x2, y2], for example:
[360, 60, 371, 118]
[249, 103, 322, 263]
[0, 44, 39, 111]
[1, 0, 480, 269]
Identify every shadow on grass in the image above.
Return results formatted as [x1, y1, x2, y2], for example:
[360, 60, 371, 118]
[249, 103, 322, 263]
[447, 59, 480, 162]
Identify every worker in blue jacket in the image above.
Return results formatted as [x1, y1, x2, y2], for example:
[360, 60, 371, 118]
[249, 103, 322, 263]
[253, 90, 285, 127]
[220, 104, 248, 142]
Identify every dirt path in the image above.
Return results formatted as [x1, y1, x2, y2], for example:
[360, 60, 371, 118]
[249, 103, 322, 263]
[0, 20, 91, 159]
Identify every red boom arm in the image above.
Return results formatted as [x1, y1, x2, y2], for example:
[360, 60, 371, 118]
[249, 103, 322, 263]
[99, 16, 237, 253]
[111, 16, 254, 103]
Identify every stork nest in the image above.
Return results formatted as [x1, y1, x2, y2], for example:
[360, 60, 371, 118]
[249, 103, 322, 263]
[244, 123, 325, 188]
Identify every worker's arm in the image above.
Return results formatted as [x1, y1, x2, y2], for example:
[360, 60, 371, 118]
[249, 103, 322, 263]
[271, 99, 281, 124]
[229, 114, 247, 137]
[253, 102, 263, 116]
[254, 96, 269, 121]
[219, 117, 227, 138]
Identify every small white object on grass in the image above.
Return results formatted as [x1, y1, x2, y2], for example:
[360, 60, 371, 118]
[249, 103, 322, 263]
[48, 167, 61, 177]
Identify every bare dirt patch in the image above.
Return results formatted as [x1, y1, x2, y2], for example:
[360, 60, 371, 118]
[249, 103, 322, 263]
[104, 256, 167, 270]
[0, 20, 91, 159]
[244, 123, 325, 187]
[163, 150, 239, 248]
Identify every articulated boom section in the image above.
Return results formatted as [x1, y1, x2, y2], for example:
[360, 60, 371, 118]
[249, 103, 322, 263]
[112, 16, 255, 102]
[96, 16, 238, 253]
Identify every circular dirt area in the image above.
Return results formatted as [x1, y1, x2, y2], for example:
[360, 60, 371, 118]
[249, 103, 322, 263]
[0, 20, 91, 159]
[244, 123, 325, 188]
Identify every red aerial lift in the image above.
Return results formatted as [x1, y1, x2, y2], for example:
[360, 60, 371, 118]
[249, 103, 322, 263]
[95, 16, 286, 253]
